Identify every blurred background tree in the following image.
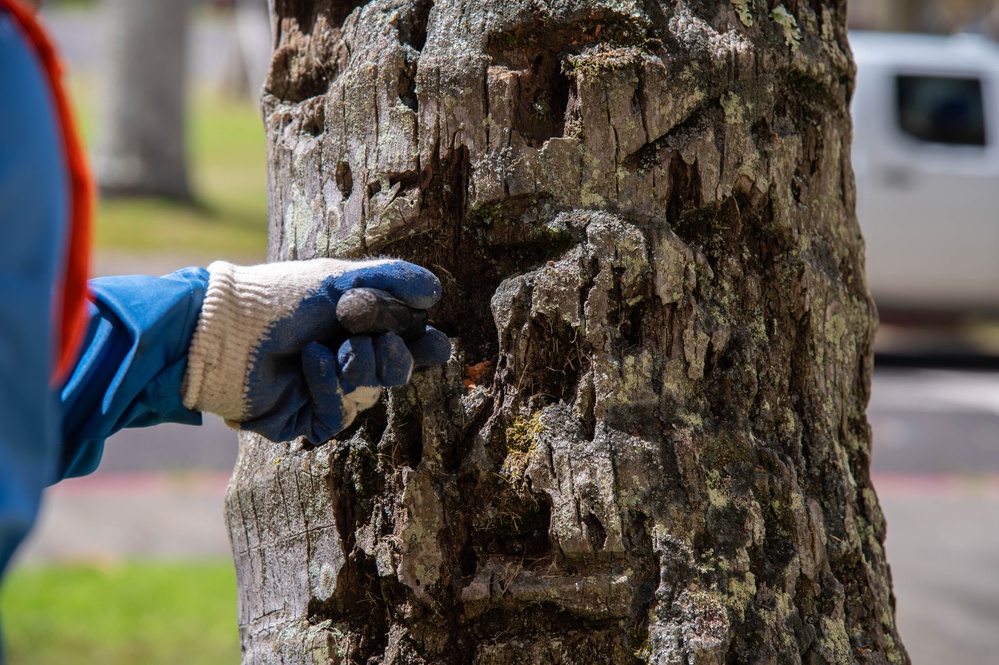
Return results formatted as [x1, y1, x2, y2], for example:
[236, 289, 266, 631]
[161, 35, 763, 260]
[96, 0, 194, 200]
[35, 0, 272, 270]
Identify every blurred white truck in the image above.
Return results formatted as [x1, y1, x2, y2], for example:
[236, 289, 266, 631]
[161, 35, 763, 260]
[852, 31, 999, 315]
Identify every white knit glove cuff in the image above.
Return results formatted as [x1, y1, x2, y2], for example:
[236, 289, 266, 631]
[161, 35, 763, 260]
[181, 260, 271, 421]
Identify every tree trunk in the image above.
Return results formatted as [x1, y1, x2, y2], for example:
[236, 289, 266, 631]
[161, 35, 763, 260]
[226, 1, 908, 663]
[95, 0, 192, 200]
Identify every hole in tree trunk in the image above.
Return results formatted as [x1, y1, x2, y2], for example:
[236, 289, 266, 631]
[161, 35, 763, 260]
[396, 0, 431, 113]
[666, 151, 703, 223]
[399, 0, 433, 51]
[335, 161, 353, 199]
[513, 61, 570, 147]
[521, 314, 586, 408]
[584, 512, 607, 551]
[278, 0, 368, 34]
[267, 0, 368, 102]
[302, 103, 325, 136]
[399, 64, 418, 112]
[460, 539, 478, 577]
[275, 0, 320, 34]
[327, 0, 368, 28]
[476, 492, 554, 560]
[401, 408, 424, 468]
[623, 511, 657, 651]
[485, 14, 647, 147]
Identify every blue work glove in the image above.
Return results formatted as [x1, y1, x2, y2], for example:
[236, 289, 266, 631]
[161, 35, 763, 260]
[180, 259, 451, 444]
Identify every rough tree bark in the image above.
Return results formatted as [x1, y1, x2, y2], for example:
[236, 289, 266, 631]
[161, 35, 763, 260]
[226, 0, 908, 662]
[95, 0, 192, 200]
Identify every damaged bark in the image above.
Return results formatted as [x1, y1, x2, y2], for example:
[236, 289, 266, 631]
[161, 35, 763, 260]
[226, 0, 908, 662]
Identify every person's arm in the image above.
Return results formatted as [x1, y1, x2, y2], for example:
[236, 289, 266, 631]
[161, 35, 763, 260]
[58, 268, 209, 478]
[57, 259, 453, 481]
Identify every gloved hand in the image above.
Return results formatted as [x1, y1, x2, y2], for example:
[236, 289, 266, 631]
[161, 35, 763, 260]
[180, 258, 451, 444]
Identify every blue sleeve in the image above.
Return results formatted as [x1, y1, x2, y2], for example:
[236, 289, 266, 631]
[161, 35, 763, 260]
[59, 268, 210, 479]
[0, 10, 70, 575]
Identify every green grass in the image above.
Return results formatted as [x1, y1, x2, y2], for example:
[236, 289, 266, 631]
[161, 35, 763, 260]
[0, 560, 240, 665]
[71, 76, 269, 262]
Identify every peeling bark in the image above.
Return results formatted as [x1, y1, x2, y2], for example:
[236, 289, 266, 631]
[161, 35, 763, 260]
[227, 1, 908, 663]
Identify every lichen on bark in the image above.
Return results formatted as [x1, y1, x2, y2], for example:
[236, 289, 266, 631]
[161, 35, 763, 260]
[227, 0, 908, 662]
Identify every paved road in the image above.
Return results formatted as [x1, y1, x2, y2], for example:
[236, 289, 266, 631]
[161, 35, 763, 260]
[871, 369, 999, 473]
[879, 484, 999, 665]
[19, 473, 232, 562]
[15, 417, 237, 563]
[867, 368, 999, 665]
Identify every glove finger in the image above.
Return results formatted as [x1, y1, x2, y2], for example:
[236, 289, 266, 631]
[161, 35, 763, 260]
[337, 336, 379, 393]
[301, 341, 350, 443]
[332, 259, 442, 310]
[407, 327, 452, 367]
[373, 333, 414, 387]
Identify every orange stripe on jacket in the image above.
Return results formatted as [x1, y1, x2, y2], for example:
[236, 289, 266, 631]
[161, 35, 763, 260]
[1, 0, 93, 385]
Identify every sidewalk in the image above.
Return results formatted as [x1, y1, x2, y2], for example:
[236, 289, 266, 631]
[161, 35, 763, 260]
[16, 473, 232, 564]
[13, 414, 238, 565]
[877, 477, 999, 665]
